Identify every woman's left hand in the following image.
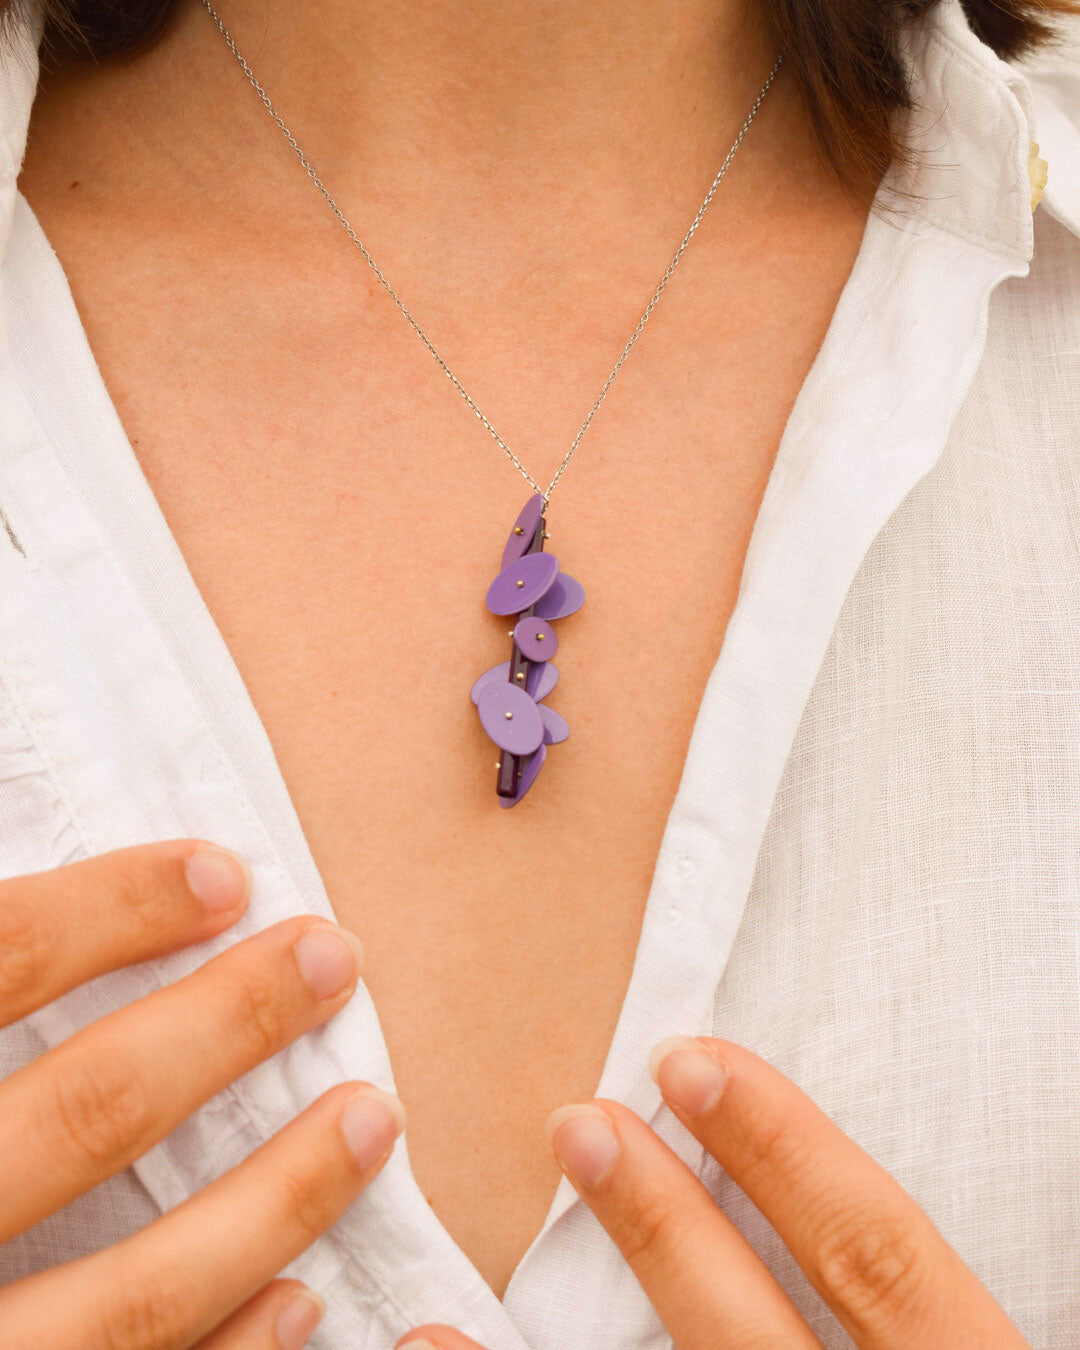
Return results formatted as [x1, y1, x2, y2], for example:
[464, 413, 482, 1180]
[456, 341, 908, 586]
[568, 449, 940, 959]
[394, 1037, 1029, 1349]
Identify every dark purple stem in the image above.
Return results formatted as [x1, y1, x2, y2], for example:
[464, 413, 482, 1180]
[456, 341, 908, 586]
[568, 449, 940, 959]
[496, 513, 546, 798]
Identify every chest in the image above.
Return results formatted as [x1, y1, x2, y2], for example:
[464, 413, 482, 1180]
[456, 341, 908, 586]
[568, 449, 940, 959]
[19, 183, 869, 1293]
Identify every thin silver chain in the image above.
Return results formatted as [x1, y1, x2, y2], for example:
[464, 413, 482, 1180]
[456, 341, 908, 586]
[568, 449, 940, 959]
[201, 1, 784, 506]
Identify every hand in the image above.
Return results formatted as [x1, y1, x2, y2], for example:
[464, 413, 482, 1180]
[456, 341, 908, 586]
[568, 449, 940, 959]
[396, 1037, 1028, 1349]
[0, 839, 403, 1350]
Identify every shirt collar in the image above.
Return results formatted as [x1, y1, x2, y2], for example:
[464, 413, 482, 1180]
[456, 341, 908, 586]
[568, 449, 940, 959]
[0, 2, 41, 263]
[883, 0, 1067, 258]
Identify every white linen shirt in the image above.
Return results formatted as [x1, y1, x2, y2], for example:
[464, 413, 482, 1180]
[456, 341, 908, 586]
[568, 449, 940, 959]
[2, 1, 1080, 1345]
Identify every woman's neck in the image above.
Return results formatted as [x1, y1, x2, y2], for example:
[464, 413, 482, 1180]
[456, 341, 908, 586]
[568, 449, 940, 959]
[32, 0, 800, 238]
[187, 0, 780, 184]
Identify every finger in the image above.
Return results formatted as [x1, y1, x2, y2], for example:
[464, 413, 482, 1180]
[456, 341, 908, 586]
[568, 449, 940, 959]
[196, 1279, 324, 1349]
[0, 839, 252, 1027]
[649, 1037, 1027, 1349]
[546, 1100, 822, 1350]
[0, 914, 364, 1242]
[0, 1082, 405, 1350]
[396, 1328, 490, 1350]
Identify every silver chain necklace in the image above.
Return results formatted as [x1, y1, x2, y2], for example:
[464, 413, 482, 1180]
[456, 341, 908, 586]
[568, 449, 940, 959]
[202, 0, 782, 505]
[201, 0, 785, 807]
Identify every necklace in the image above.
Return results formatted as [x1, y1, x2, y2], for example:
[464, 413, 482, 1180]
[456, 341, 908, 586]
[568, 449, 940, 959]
[202, 1, 784, 807]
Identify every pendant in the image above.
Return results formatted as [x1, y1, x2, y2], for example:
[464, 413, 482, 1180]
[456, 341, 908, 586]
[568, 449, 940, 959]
[470, 493, 585, 807]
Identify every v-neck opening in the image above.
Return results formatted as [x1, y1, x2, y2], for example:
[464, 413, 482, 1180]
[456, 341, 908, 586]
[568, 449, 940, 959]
[3, 174, 897, 1323]
[5, 189, 1030, 1348]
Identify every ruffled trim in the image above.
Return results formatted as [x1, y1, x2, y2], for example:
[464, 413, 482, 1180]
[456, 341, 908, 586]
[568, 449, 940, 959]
[0, 661, 87, 876]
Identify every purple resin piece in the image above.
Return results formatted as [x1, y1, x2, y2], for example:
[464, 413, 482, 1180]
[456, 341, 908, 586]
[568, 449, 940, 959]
[526, 660, 558, 702]
[471, 658, 558, 704]
[477, 491, 580, 807]
[533, 573, 585, 620]
[477, 682, 545, 755]
[485, 552, 560, 616]
[470, 660, 511, 706]
[501, 493, 545, 569]
[539, 705, 570, 745]
[513, 616, 558, 662]
[499, 741, 547, 808]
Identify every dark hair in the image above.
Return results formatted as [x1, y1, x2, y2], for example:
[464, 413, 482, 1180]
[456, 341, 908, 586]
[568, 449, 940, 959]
[6, 0, 1080, 198]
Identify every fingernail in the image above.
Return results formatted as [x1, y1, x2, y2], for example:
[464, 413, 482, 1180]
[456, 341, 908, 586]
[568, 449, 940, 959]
[648, 1035, 730, 1116]
[397, 1341, 440, 1350]
[340, 1086, 405, 1169]
[184, 843, 252, 914]
[546, 1104, 620, 1189]
[293, 924, 364, 999]
[275, 1287, 325, 1349]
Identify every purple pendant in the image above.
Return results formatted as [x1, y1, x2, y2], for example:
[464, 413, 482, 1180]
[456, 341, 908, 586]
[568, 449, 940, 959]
[498, 741, 547, 808]
[501, 494, 546, 569]
[485, 552, 560, 615]
[524, 660, 558, 702]
[514, 616, 558, 661]
[534, 573, 585, 621]
[477, 682, 545, 755]
[470, 657, 558, 705]
[539, 704, 570, 745]
[471, 493, 585, 806]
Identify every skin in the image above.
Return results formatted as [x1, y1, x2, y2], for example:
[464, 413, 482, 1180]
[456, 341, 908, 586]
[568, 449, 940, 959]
[396, 1040, 1030, 1346]
[11, 0, 974, 1313]
[0, 840, 393, 1347]
[0, 844, 1028, 1347]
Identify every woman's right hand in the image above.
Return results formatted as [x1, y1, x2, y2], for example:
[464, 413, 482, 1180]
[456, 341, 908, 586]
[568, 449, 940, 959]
[0, 838, 402, 1350]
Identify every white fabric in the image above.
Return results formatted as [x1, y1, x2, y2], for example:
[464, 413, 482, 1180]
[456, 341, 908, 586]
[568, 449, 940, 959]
[1, 1, 1079, 1345]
